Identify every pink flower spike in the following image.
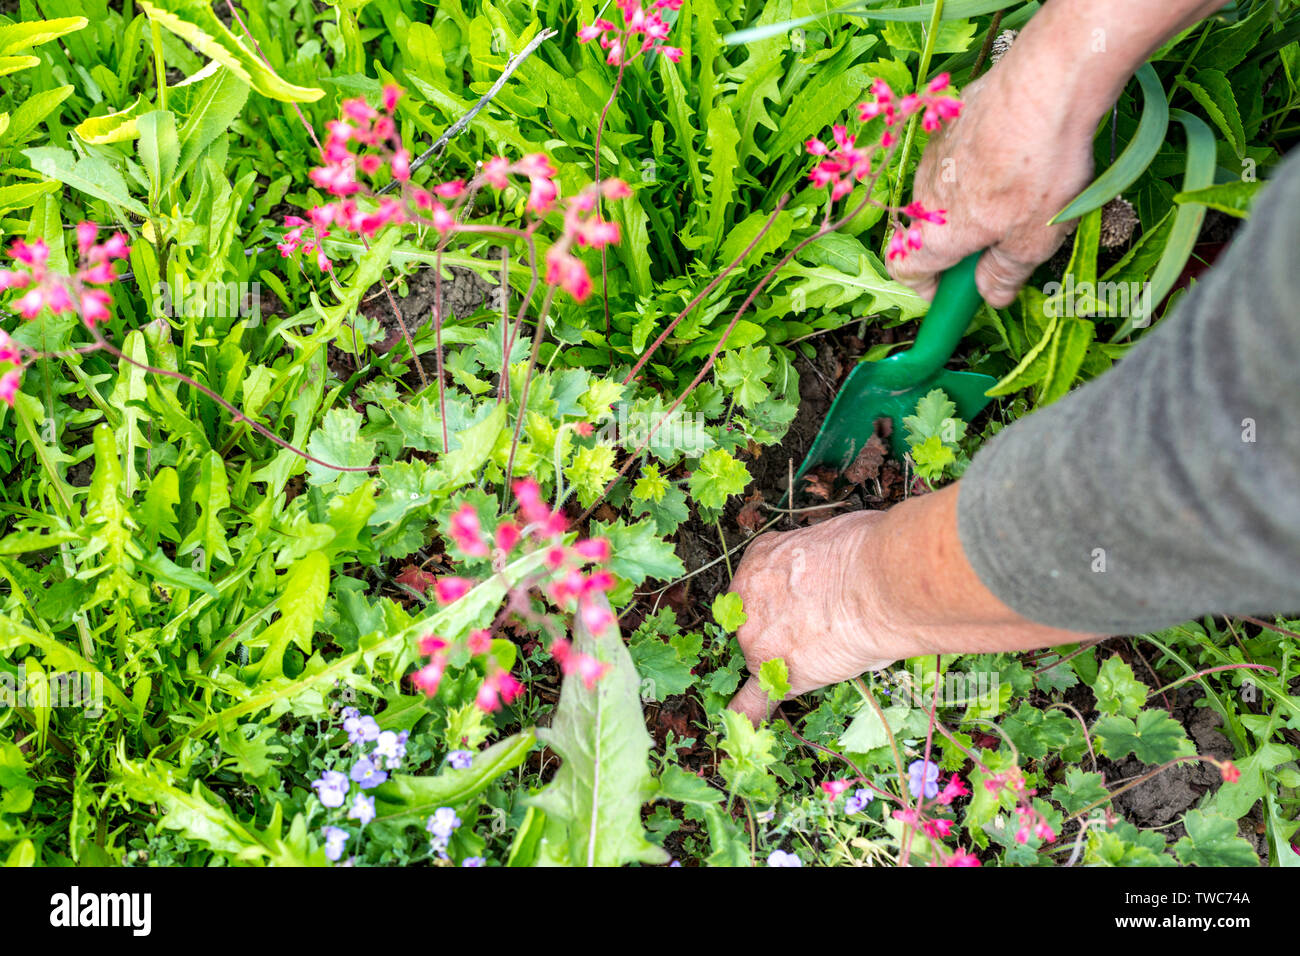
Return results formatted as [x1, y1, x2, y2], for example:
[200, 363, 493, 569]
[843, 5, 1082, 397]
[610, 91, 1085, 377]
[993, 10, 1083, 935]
[573, 538, 612, 563]
[15, 288, 46, 319]
[571, 654, 610, 689]
[80, 289, 111, 325]
[495, 522, 521, 551]
[76, 221, 98, 255]
[382, 84, 403, 111]
[391, 149, 411, 181]
[412, 658, 446, 696]
[805, 138, 829, 156]
[602, 178, 632, 200]
[482, 157, 511, 190]
[0, 368, 20, 406]
[342, 97, 375, 123]
[434, 576, 474, 604]
[928, 72, 951, 93]
[10, 238, 48, 269]
[577, 23, 604, 42]
[579, 597, 614, 635]
[544, 545, 568, 571]
[449, 504, 490, 557]
[871, 78, 894, 102]
[582, 570, 616, 596]
[467, 628, 492, 655]
[101, 232, 131, 259]
[430, 202, 455, 234]
[433, 179, 466, 198]
[661, 45, 683, 63]
[945, 848, 981, 867]
[418, 634, 449, 655]
[820, 779, 852, 799]
[0, 330, 19, 364]
[0, 270, 29, 291]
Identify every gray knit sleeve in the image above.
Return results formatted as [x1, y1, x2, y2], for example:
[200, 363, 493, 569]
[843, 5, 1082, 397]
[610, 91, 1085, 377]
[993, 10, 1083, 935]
[957, 150, 1300, 634]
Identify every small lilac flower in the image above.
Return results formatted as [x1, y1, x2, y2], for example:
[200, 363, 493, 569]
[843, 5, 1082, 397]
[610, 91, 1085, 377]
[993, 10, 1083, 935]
[446, 750, 473, 770]
[426, 806, 461, 858]
[461, 856, 486, 867]
[341, 706, 360, 721]
[347, 793, 376, 826]
[322, 826, 349, 862]
[845, 788, 874, 814]
[767, 850, 802, 867]
[350, 755, 389, 790]
[427, 807, 461, 838]
[311, 770, 350, 809]
[908, 759, 940, 800]
[344, 713, 381, 745]
[374, 730, 409, 769]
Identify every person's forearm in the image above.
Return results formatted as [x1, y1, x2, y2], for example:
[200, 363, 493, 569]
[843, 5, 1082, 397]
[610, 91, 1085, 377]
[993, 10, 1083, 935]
[858, 484, 1103, 657]
[1000, 0, 1231, 134]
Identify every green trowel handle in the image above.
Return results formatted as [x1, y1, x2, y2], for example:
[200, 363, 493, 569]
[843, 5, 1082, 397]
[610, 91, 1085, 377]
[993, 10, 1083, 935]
[874, 251, 984, 388]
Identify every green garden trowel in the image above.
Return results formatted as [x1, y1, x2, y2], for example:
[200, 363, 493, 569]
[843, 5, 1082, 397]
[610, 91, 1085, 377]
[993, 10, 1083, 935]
[792, 251, 996, 492]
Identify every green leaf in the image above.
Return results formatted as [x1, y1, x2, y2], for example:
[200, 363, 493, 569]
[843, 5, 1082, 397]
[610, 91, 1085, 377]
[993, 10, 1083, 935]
[178, 450, 233, 571]
[589, 516, 685, 585]
[1112, 110, 1216, 340]
[1173, 180, 1262, 218]
[372, 731, 535, 825]
[22, 146, 149, 216]
[716, 346, 773, 409]
[1094, 709, 1195, 764]
[138, 547, 219, 599]
[1051, 769, 1112, 815]
[657, 764, 723, 806]
[1173, 810, 1259, 866]
[688, 448, 750, 509]
[527, 596, 669, 866]
[1094, 655, 1148, 718]
[137, 110, 180, 203]
[700, 105, 739, 259]
[242, 551, 330, 681]
[718, 708, 779, 802]
[305, 407, 376, 494]
[758, 658, 791, 704]
[1052, 64, 1167, 224]
[139, 0, 324, 103]
[711, 592, 747, 632]
[1177, 69, 1244, 158]
[0, 16, 87, 56]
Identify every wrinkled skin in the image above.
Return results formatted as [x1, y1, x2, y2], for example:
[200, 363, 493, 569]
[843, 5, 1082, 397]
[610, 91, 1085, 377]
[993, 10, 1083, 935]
[726, 511, 910, 723]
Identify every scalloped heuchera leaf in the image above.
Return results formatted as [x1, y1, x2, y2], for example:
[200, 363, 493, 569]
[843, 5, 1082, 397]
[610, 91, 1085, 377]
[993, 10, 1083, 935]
[526, 594, 668, 867]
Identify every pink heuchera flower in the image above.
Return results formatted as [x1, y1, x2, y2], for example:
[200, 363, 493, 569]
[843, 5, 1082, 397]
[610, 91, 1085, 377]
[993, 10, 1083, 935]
[434, 576, 474, 604]
[449, 504, 490, 557]
[564, 653, 611, 689]
[412, 657, 446, 696]
[467, 628, 492, 655]
[1220, 760, 1241, 783]
[476, 670, 524, 712]
[577, 0, 680, 68]
[495, 522, 521, 551]
[820, 779, 853, 799]
[936, 774, 970, 805]
[573, 538, 612, 563]
[945, 848, 981, 867]
[922, 818, 953, 839]
[0, 331, 19, 364]
[0, 368, 20, 405]
[578, 597, 614, 635]
[805, 76, 961, 262]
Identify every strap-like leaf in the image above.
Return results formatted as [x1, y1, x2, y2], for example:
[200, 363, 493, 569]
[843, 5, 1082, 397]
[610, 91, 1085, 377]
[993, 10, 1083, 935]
[1050, 63, 1168, 225]
[1110, 109, 1216, 341]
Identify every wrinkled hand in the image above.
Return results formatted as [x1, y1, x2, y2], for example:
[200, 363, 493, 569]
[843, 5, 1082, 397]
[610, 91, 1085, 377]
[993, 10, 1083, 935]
[888, 66, 1097, 307]
[726, 510, 914, 724]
